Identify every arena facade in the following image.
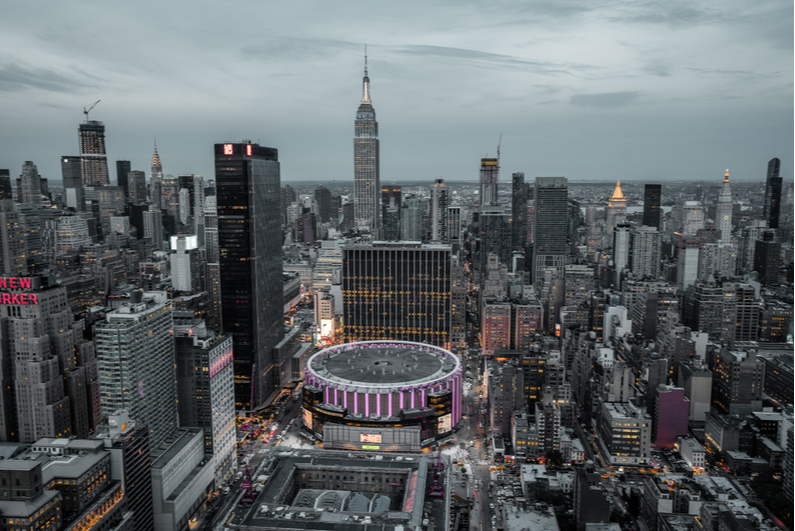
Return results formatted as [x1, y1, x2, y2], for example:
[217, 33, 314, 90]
[302, 341, 464, 452]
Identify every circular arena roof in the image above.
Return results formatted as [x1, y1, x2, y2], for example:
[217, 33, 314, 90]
[306, 341, 461, 388]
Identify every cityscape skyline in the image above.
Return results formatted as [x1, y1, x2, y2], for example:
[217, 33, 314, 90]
[1, 0, 792, 184]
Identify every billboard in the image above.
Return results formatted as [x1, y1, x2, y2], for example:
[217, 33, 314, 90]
[302, 408, 313, 430]
[360, 433, 382, 444]
[438, 413, 452, 434]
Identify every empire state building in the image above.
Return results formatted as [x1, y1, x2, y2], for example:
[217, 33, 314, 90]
[354, 54, 380, 231]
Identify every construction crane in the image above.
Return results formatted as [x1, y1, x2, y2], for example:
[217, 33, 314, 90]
[83, 100, 100, 123]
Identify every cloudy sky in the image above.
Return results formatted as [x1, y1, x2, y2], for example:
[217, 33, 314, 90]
[1, 0, 792, 185]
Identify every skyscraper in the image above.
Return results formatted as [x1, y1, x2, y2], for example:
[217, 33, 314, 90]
[215, 142, 283, 410]
[716, 169, 733, 241]
[642, 184, 661, 229]
[127, 170, 147, 203]
[150, 144, 163, 208]
[763, 157, 782, 230]
[0, 170, 10, 200]
[116, 160, 131, 196]
[431, 178, 448, 241]
[79, 120, 109, 186]
[94, 291, 178, 451]
[19, 161, 42, 206]
[605, 180, 626, 237]
[511, 172, 527, 253]
[381, 184, 402, 241]
[61, 156, 82, 189]
[314, 185, 332, 222]
[533, 177, 569, 284]
[480, 158, 499, 207]
[354, 54, 380, 231]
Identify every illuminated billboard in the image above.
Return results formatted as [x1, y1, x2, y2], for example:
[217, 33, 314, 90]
[438, 413, 452, 434]
[302, 408, 313, 430]
[360, 434, 382, 444]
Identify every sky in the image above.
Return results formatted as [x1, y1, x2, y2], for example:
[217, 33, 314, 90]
[1, 0, 792, 185]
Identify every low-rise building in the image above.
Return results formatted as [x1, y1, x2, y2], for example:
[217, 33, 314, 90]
[597, 400, 652, 466]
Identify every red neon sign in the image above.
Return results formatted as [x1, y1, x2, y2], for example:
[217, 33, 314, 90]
[223, 144, 234, 155]
[0, 277, 39, 305]
[246, 145, 252, 156]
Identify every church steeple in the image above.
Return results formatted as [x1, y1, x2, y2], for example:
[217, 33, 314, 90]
[361, 46, 371, 103]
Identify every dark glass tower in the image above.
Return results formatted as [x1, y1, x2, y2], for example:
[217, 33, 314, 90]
[215, 142, 283, 410]
[61, 156, 82, 189]
[642, 183, 662, 229]
[532, 177, 569, 284]
[763, 157, 782, 230]
[354, 54, 380, 231]
[511, 172, 527, 253]
[79, 121, 109, 186]
[0, 170, 10, 200]
[116, 160, 131, 197]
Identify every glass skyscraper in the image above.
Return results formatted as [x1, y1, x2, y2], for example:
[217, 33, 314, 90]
[532, 177, 569, 284]
[763, 157, 782, 230]
[642, 183, 661, 230]
[215, 142, 283, 410]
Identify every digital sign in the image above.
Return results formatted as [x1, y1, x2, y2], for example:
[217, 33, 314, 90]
[302, 408, 313, 430]
[362, 445, 380, 450]
[360, 434, 382, 444]
[223, 144, 234, 155]
[438, 413, 452, 434]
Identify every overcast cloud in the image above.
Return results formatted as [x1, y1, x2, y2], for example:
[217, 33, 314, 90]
[0, 0, 791, 185]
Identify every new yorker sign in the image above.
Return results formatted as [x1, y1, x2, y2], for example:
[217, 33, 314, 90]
[0, 277, 40, 305]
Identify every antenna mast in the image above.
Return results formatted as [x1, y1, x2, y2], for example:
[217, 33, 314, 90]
[497, 132, 502, 165]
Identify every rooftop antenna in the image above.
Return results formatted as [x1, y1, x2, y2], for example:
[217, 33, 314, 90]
[364, 45, 368, 77]
[83, 100, 100, 123]
[497, 132, 503, 165]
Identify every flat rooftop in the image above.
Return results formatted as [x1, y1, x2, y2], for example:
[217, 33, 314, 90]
[309, 342, 459, 386]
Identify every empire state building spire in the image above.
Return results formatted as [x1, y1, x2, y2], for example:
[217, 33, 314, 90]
[362, 46, 371, 103]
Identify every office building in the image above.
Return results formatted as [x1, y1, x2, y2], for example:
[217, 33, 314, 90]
[612, 224, 631, 283]
[681, 201, 705, 236]
[629, 226, 660, 279]
[597, 401, 652, 466]
[169, 234, 201, 292]
[95, 412, 155, 531]
[79, 120, 109, 187]
[652, 385, 689, 449]
[511, 172, 527, 253]
[127, 170, 147, 202]
[61, 156, 82, 189]
[116, 159, 131, 196]
[712, 349, 764, 416]
[143, 209, 164, 251]
[203, 195, 222, 328]
[55, 215, 92, 254]
[19, 161, 42, 205]
[342, 242, 452, 348]
[215, 142, 283, 410]
[0, 459, 62, 531]
[716, 170, 733, 241]
[174, 324, 236, 483]
[643, 183, 662, 229]
[754, 230, 781, 286]
[676, 236, 700, 290]
[447, 205, 462, 244]
[354, 56, 380, 231]
[314, 184, 332, 222]
[533, 177, 569, 284]
[431, 178, 448, 241]
[763, 157, 782, 230]
[94, 291, 178, 452]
